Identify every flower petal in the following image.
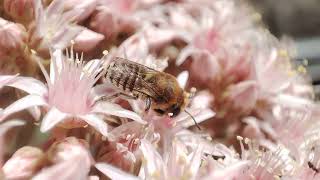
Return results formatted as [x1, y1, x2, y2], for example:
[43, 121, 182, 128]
[50, 49, 63, 84]
[51, 25, 83, 49]
[32, 155, 89, 180]
[2, 95, 47, 121]
[6, 76, 47, 96]
[140, 140, 165, 178]
[40, 107, 68, 132]
[74, 29, 104, 52]
[189, 144, 204, 178]
[176, 71, 189, 89]
[0, 74, 18, 89]
[0, 120, 25, 136]
[92, 102, 146, 124]
[80, 114, 108, 137]
[95, 163, 140, 180]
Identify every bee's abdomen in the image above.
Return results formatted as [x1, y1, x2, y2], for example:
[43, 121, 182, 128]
[105, 61, 142, 93]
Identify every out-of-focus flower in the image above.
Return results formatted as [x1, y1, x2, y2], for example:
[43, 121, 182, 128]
[90, 0, 163, 41]
[0, 75, 19, 91]
[0, 119, 25, 165]
[73, 29, 104, 52]
[3, 0, 34, 24]
[33, 137, 92, 180]
[63, 0, 98, 22]
[96, 139, 204, 180]
[95, 121, 158, 173]
[27, 0, 82, 56]
[2, 146, 45, 179]
[0, 18, 26, 55]
[3, 48, 144, 136]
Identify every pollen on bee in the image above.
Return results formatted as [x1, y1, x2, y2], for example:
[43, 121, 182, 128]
[168, 112, 174, 117]
[102, 50, 109, 55]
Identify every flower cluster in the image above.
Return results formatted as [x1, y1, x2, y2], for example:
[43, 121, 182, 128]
[0, 0, 318, 179]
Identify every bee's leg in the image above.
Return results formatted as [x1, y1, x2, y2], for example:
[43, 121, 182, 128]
[96, 92, 137, 102]
[145, 97, 152, 112]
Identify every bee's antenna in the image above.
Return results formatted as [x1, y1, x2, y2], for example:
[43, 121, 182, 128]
[184, 109, 201, 130]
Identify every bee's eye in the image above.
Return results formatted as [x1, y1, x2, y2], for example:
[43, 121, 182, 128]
[154, 109, 165, 115]
[171, 104, 181, 117]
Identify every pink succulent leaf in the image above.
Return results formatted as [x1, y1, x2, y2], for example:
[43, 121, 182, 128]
[2, 95, 48, 120]
[95, 163, 140, 180]
[74, 29, 105, 52]
[80, 114, 108, 137]
[32, 155, 90, 180]
[3, 146, 44, 180]
[40, 107, 68, 132]
[6, 76, 48, 96]
[92, 102, 145, 124]
[176, 71, 189, 89]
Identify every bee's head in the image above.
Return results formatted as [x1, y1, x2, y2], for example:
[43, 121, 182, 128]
[153, 89, 192, 117]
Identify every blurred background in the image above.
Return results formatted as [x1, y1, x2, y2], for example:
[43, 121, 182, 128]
[250, 0, 320, 98]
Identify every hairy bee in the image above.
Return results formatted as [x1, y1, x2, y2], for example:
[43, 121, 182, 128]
[99, 57, 199, 128]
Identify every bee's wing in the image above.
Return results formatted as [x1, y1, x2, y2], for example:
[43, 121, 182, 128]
[110, 57, 164, 100]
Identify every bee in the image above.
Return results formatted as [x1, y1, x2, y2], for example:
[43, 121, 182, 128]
[98, 57, 200, 129]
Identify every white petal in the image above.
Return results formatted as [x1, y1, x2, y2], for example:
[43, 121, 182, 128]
[2, 95, 47, 121]
[80, 114, 108, 137]
[83, 59, 103, 76]
[6, 76, 47, 96]
[28, 107, 42, 121]
[0, 120, 25, 136]
[92, 102, 146, 124]
[176, 71, 189, 89]
[95, 163, 140, 180]
[189, 144, 204, 178]
[32, 156, 89, 180]
[140, 140, 165, 177]
[176, 108, 215, 128]
[0, 74, 18, 88]
[176, 46, 194, 66]
[50, 49, 63, 83]
[51, 26, 83, 50]
[40, 107, 68, 132]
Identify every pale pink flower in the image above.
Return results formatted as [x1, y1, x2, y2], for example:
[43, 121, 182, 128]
[3, 0, 34, 24]
[0, 119, 25, 165]
[96, 121, 158, 172]
[33, 137, 93, 180]
[63, 0, 98, 22]
[0, 74, 19, 92]
[73, 29, 105, 52]
[4, 48, 144, 136]
[0, 18, 26, 55]
[90, 0, 158, 40]
[2, 146, 45, 179]
[95, 139, 204, 180]
[28, 0, 84, 55]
